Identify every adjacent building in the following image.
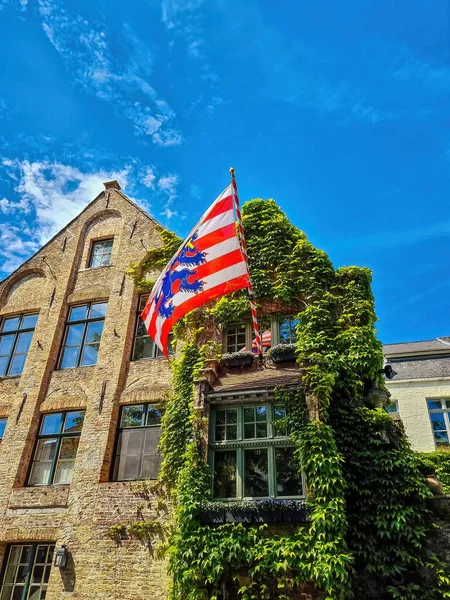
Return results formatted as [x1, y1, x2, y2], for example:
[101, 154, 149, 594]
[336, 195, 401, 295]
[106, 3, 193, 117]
[384, 338, 450, 452]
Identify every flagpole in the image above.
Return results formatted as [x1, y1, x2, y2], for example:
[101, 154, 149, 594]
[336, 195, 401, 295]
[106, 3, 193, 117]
[229, 167, 263, 361]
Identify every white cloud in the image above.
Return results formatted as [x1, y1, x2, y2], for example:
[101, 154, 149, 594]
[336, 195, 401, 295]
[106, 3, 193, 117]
[152, 129, 184, 147]
[2, 160, 130, 248]
[158, 173, 178, 199]
[0, 226, 40, 275]
[140, 166, 157, 189]
[38, 0, 183, 145]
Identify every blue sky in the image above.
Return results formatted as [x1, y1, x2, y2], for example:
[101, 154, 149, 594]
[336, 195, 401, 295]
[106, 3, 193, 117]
[0, 0, 449, 343]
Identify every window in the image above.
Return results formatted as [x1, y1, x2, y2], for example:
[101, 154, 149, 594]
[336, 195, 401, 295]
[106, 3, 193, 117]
[385, 400, 399, 414]
[225, 323, 247, 354]
[210, 404, 304, 500]
[0, 313, 38, 377]
[0, 543, 54, 600]
[427, 399, 450, 447]
[132, 295, 174, 360]
[89, 239, 113, 268]
[59, 302, 107, 369]
[0, 418, 6, 442]
[278, 315, 299, 345]
[28, 411, 85, 486]
[113, 404, 163, 481]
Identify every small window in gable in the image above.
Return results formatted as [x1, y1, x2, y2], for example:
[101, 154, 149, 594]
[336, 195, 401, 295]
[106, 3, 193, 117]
[89, 239, 113, 268]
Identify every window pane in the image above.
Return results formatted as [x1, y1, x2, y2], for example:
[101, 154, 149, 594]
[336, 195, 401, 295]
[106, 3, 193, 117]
[85, 321, 104, 344]
[22, 314, 38, 329]
[215, 426, 225, 442]
[275, 447, 302, 496]
[27, 587, 41, 600]
[99, 254, 111, 267]
[133, 336, 154, 360]
[213, 451, 237, 498]
[64, 411, 85, 432]
[41, 414, 63, 435]
[53, 460, 75, 484]
[0, 335, 15, 356]
[2, 317, 20, 332]
[435, 431, 450, 446]
[121, 405, 144, 427]
[34, 438, 58, 462]
[0, 356, 9, 377]
[244, 423, 255, 439]
[0, 419, 6, 439]
[256, 422, 267, 438]
[227, 409, 237, 424]
[139, 295, 150, 311]
[146, 406, 163, 426]
[428, 400, 443, 410]
[216, 410, 226, 425]
[15, 565, 28, 584]
[80, 344, 99, 366]
[68, 305, 88, 322]
[255, 406, 267, 422]
[4, 566, 15, 584]
[135, 319, 148, 337]
[140, 454, 162, 480]
[430, 413, 446, 431]
[32, 565, 44, 583]
[8, 354, 27, 377]
[116, 430, 145, 480]
[273, 406, 288, 437]
[35, 547, 47, 564]
[29, 462, 53, 486]
[58, 437, 80, 459]
[227, 425, 238, 440]
[89, 303, 107, 319]
[244, 408, 254, 422]
[60, 347, 79, 369]
[90, 254, 102, 268]
[244, 448, 269, 497]
[64, 324, 84, 347]
[15, 332, 33, 354]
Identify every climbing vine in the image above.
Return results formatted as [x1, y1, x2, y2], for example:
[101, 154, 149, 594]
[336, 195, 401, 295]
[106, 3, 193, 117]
[121, 198, 450, 600]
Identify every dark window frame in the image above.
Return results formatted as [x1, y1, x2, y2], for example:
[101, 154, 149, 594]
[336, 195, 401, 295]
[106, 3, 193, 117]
[131, 294, 174, 361]
[112, 403, 163, 482]
[209, 403, 305, 501]
[0, 418, 6, 442]
[0, 542, 55, 600]
[27, 410, 85, 487]
[88, 238, 114, 269]
[58, 302, 107, 369]
[0, 312, 38, 378]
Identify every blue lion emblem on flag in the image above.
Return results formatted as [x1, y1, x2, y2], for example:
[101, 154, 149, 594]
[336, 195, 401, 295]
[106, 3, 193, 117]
[154, 232, 207, 319]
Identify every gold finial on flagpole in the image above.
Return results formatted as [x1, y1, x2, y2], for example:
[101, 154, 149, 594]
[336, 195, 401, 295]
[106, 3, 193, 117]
[229, 167, 236, 181]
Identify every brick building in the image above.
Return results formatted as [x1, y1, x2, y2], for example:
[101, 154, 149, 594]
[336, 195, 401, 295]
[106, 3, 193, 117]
[0, 182, 305, 600]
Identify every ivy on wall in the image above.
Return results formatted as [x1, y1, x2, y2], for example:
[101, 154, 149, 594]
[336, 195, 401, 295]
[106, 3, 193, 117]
[122, 198, 450, 600]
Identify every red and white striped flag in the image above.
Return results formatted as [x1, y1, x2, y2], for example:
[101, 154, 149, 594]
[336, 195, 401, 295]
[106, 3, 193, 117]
[141, 183, 250, 357]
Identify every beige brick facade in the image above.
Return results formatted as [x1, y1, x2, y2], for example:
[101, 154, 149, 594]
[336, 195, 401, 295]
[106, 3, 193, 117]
[0, 182, 171, 599]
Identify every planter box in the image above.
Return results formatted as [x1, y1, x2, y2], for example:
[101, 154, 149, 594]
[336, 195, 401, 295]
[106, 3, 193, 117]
[224, 509, 253, 524]
[198, 509, 225, 524]
[222, 355, 254, 369]
[271, 351, 297, 364]
[282, 508, 309, 524]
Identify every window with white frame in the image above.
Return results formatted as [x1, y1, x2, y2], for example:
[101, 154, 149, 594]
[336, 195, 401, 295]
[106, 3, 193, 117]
[209, 404, 304, 500]
[89, 239, 113, 268]
[225, 323, 247, 354]
[427, 399, 450, 447]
